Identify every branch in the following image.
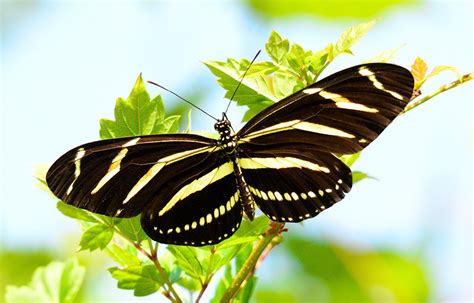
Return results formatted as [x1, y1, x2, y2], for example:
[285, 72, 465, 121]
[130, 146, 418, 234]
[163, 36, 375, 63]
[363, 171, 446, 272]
[220, 222, 284, 302]
[402, 72, 474, 114]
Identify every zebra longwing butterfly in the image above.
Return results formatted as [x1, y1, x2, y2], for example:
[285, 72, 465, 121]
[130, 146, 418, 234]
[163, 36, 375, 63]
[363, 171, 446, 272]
[46, 63, 414, 246]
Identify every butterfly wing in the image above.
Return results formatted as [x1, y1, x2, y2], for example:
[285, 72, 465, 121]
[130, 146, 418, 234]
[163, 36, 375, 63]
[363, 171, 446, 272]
[238, 63, 414, 154]
[140, 157, 243, 246]
[238, 144, 351, 222]
[46, 134, 217, 218]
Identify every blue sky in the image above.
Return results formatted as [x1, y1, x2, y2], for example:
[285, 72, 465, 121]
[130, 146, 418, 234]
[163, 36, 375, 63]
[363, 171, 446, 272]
[1, 0, 472, 301]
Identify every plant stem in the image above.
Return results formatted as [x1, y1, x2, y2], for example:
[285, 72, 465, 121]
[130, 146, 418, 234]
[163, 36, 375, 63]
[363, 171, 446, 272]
[220, 223, 283, 302]
[402, 72, 473, 114]
[93, 215, 182, 303]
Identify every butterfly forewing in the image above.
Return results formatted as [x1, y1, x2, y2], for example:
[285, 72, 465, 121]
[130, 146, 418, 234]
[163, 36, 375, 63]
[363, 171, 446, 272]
[238, 63, 414, 154]
[46, 134, 216, 217]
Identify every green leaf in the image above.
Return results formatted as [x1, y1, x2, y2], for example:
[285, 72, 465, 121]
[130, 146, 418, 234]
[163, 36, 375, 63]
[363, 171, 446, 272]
[265, 30, 290, 63]
[108, 264, 163, 296]
[334, 20, 376, 56]
[115, 216, 148, 244]
[246, 0, 418, 20]
[167, 246, 203, 279]
[99, 74, 176, 139]
[216, 216, 270, 250]
[352, 171, 374, 184]
[365, 44, 405, 63]
[211, 264, 233, 303]
[79, 224, 114, 251]
[56, 201, 98, 223]
[5, 258, 85, 303]
[339, 152, 362, 167]
[425, 65, 461, 82]
[105, 243, 141, 267]
[275, 235, 430, 303]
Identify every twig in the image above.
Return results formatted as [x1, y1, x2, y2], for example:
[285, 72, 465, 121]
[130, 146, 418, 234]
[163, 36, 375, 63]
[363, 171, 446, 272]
[402, 72, 473, 114]
[220, 222, 284, 302]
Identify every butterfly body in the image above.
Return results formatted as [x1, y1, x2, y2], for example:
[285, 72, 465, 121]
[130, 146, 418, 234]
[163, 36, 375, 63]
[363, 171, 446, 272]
[46, 63, 414, 246]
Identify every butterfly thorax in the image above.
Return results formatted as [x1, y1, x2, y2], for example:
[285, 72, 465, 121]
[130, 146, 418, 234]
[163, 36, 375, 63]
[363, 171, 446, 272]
[214, 117, 256, 220]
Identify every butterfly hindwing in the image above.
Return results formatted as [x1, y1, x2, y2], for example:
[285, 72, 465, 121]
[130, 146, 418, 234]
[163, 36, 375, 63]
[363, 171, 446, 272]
[141, 157, 243, 246]
[46, 134, 216, 218]
[238, 63, 414, 154]
[238, 145, 352, 222]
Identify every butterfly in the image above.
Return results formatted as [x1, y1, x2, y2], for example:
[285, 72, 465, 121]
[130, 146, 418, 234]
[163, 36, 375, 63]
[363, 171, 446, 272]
[46, 63, 414, 246]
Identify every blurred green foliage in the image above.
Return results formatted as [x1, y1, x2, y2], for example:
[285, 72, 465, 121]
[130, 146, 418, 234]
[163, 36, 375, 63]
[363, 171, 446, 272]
[0, 250, 54, 302]
[246, 0, 419, 20]
[255, 235, 430, 302]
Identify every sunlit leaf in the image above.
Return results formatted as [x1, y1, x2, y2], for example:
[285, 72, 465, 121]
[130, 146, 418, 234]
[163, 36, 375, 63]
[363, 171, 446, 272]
[265, 30, 290, 63]
[108, 264, 163, 296]
[99, 74, 178, 139]
[352, 171, 374, 184]
[167, 246, 203, 280]
[365, 44, 405, 63]
[339, 152, 362, 167]
[334, 20, 376, 56]
[246, 0, 418, 20]
[115, 216, 148, 244]
[56, 201, 98, 223]
[5, 258, 85, 303]
[79, 224, 114, 251]
[425, 65, 461, 82]
[105, 243, 141, 267]
[411, 57, 428, 89]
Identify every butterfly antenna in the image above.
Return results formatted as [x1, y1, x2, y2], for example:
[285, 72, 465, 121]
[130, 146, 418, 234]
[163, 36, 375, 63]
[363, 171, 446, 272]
[224, 50, 261, 115]
[147, 81, 218, 121]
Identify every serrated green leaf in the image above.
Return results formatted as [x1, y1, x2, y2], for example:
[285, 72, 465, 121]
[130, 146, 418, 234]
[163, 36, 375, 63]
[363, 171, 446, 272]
[167, 246, 203, 279]
[99, 74, 175, 139]
[266, 30, 290, 63]
[105, 243, 141, 267]
[5, 258, 85, 303]
[56, 201, 98, 223]
[335, 20, 376, 56]
[307, 46, 331, 79]
[79, 224, 114, 251]
[115, 216, 148, 244]
[204, 60, 277, 104]
[108, 264, 163, 296]
[154, 115, 180, 134]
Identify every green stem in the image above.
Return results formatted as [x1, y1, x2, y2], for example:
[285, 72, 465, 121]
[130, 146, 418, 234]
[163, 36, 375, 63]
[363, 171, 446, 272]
[90, 215, 182, 303]
[220, 223, 283, 302]
[402, 72, 473, 114]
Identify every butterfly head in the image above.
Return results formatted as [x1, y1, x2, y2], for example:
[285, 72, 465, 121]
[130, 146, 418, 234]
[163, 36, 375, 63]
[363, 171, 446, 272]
[215, 115, 237, 151]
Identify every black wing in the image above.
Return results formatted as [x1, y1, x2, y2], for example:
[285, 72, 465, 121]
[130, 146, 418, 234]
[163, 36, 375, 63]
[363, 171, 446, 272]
[238, 144, 352, 222]
[238, 63, 414, 154]
[141, 157, 243, 246]
[46, 134, 217, 218]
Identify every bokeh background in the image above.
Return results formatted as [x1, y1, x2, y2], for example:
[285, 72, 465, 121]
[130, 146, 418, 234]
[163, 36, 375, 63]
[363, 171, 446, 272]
[1, 0, 472, 302]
